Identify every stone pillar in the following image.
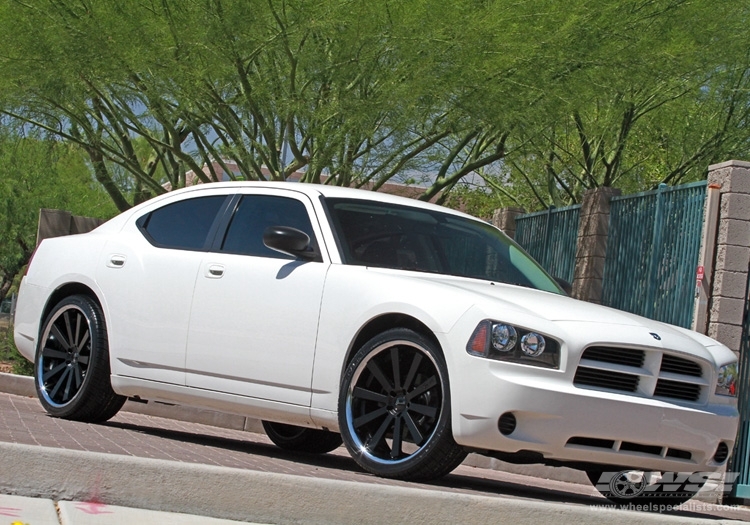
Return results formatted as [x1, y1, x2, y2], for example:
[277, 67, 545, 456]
[492, 207, 525, 239]
[706, 160, 750, 354]
[571, 187, 621, 303]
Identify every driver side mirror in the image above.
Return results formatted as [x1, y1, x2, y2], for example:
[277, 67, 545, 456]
[263, 226, 321, 261]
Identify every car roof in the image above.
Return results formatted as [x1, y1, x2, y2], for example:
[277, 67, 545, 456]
[164, 181, 478, 220]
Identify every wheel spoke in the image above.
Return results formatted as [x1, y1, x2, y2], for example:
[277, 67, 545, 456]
[406, 375, 437, 401]
[408, 402, 438, 419]
[402, 412, 425, 445]
[77, 355, 90, 366]
[43, 362, 68, 382]
[63, 312, 75, 350]
[391, 416, 403, 458]
[366, 360, 393, 392]
[48, 366, 70, 399]
[390, 347, 402, 390]
[62, 365, 74, 401]
[353, 406, 388, 428]
[41, 346, 68, 360]
[367, 413, 394, 450]
[73, 363, 83, 389]
[50, 325, 72, 351]
[353, 386, 388, 404]
[74, 313, 82, 349]
[403, 352, 422, 391]
[78, 329, 90, 351]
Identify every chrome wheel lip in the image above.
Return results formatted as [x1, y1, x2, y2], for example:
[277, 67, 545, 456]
[344, 339, 445, 466]
[37, 304, 92, 409]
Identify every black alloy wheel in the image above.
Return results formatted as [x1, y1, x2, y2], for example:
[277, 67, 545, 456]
[338, 328, 466, 481]
[35, 295, 125, 422]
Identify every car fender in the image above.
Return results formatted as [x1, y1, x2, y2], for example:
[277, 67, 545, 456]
[310, 265, 476, 421]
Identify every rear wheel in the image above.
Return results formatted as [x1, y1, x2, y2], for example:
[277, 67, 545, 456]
[262, 421, 342, 453]
[338, 328, 467, 481]
[35, 295, 125, 423]
[586, 469, 706, 507]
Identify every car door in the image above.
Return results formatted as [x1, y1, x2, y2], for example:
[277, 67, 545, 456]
[185, 190, 329, 406]
[98, 193, 231, 385]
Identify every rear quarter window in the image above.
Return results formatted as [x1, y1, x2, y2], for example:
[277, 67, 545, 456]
[137, 195, 227, 250]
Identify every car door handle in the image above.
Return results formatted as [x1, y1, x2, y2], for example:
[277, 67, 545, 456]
[206, 264, 225, 278]
[107, 254, 126, 268]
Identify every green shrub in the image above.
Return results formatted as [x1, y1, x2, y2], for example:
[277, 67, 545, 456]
[0, 323, 33, 376]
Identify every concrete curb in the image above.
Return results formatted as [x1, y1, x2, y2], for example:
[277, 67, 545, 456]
[0, 373, 725, 504]
[0, 373, 590, 485]
[0, 442, 729, 524]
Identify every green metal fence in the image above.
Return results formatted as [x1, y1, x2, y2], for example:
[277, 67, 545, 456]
[601, 182, 707, 328]
[514, 204, 581, 284]
[731, 266, 750, 499]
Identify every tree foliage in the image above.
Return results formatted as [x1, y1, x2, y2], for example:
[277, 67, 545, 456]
[0, 0, 748, 215]
[0, 129, 116, 301]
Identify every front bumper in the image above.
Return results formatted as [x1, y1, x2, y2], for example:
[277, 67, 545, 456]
[451, 365, 737, 472]
[444, 316, 739, 473]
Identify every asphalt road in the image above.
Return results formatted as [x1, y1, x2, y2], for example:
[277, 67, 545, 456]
[0, 387, 749, 523]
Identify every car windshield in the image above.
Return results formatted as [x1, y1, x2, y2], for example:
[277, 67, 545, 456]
[325, 198, 563, 294]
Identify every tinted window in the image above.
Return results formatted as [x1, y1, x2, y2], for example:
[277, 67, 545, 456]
[221, 195, 317, 258]
[326, 198, 562, 294]
[138, 195, 226, 250]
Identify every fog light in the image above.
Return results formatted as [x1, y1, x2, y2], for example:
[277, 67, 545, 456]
[520, 332, 545, 357]
[498, 412, 517, 436]
[492, 324, 517, 352]
[713, 442, 729, 463]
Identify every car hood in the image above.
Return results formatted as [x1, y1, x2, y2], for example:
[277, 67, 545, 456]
[416, 275, 644, 324]
[411, 273, 733, 362]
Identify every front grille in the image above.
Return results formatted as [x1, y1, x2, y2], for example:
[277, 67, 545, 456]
[654, 379, 701, 401]
[660, 354, 702, 377]
[581, 346, 645, 368]
[573, 367, 640, 392]
[574, 346, 705, 403]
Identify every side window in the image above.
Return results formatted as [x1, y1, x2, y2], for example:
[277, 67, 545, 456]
[221, 195, 317, 258]
[137, 195, 227, 250]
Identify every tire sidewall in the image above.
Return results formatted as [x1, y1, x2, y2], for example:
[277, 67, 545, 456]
[34, 295, 105, 418]
[338, 328, 453, 479]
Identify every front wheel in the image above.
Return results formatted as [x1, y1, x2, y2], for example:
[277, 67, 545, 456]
[338, 328, 467, 481]
[35, 295, 125, 423]
[586, 469, 706, 507]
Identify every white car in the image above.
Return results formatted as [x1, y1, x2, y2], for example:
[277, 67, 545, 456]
[14, 182, 738, 505]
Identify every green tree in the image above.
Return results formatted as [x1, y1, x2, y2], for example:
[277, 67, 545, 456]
[0, 129, 116, 301]
[0, 0, 748, 214]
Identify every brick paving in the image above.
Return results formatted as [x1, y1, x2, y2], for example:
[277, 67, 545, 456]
[1, 392, 749, 521]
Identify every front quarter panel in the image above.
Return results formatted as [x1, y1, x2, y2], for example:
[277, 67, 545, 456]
[310, 265, 475, 424]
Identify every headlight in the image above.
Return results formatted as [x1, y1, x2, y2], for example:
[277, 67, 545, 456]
[716, 363, 738, 397]
[467, 320, 560, 369]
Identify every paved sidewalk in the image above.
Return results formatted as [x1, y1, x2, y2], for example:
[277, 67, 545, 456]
[0, 374, 748, 523]
[0, 493, 257, 524]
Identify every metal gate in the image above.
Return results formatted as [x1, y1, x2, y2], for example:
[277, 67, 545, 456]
[601, 182, 707, 328]
[514, 204, 580, 284]
[731, 265, 750, 498]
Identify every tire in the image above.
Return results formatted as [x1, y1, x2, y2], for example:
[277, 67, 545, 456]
[586, 469, 706, 507]
[262, 421, 343, 454]
[35, 295, 125, 423]
[338, 328, 467, 481]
